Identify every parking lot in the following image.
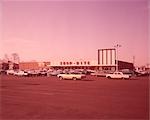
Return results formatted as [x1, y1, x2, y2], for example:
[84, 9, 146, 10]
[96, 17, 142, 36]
[0, 75, 149, 120]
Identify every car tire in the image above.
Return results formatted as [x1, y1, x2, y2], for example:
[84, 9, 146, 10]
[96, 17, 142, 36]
[47, 74, 50, 77]
[107, 76, 111, 79]
[73, 77, 77, 80]
[59, 76, 63, 80]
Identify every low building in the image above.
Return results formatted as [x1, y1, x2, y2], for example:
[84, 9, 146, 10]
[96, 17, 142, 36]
[19, 62, 39, 70]
[48, 48, 133, 70]
[47, 60, 133, 71]
[19, 62, 50, 70]
[19, 60, 133, 71]
[118, 60, 134, 70]
[18, 48, 134, 71]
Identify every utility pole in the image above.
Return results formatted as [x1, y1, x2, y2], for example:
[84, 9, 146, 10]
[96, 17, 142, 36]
[114, 44, 121, 71]
[133, 56, 135, 68]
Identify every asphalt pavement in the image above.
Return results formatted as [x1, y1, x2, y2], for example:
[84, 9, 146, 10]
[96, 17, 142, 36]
[0, 75, 149, 120]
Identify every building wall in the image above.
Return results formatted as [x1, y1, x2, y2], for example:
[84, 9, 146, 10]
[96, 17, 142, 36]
[19, 62, 51, 70]
[50, 60, 100, 66]
[19, 62, 39, 70]
[19, 60, 133, 71]
[48, 59, 117, 70]
[118, 61, 134, 70]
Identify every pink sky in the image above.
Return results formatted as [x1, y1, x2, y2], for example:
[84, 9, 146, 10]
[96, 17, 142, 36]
[0, 0, 149, 66]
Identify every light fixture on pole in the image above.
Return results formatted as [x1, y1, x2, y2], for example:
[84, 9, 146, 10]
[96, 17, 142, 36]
[114, 44, 121, 71]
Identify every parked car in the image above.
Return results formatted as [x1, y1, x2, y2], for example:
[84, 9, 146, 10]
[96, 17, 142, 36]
[86, 70, 96, 75]
[134, 70, 150, 76]
[91, 71, 108, 77]
[0, 70, 7, 74]
[14, 70, 28, 76]
[106, 72, 130, 79]
[27, 70, 39, 76]
[47, 70, 63, 76]
[120, 69, 134, 77]
[38, 70, 47, 76]
[6, 70, 15, 75]
[57, 73, 86, 80]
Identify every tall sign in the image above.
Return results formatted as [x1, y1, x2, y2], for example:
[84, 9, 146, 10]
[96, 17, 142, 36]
[98, 49, 116, 66]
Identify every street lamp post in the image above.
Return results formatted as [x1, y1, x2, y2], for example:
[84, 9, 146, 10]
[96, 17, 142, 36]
[114, 44, 121, 71]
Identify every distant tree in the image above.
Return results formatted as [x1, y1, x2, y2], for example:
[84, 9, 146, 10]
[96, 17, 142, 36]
[3, 54, 9, 63]
[2, 53, 20, 70]
[11, 53, 20, 64]
[146, 63, 150, 68]
[11, 53, 20, 70]
[2, 54, 9, 70]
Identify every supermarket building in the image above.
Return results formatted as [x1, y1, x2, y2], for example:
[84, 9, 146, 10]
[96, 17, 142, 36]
[19, 48, 134, 71]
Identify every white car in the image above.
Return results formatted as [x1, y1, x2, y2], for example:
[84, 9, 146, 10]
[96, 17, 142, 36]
[57, 73, 86, 80]
[27, 70, 39, 76]
[106, 72, 130, 79]
[14, 70, 28, 76]
[47, 70, 63, 76]
[91, 71, 108, 77]
[6, 70, 15, 75]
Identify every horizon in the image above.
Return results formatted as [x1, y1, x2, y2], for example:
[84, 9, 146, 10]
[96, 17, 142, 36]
[0, 0, 149, 66]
